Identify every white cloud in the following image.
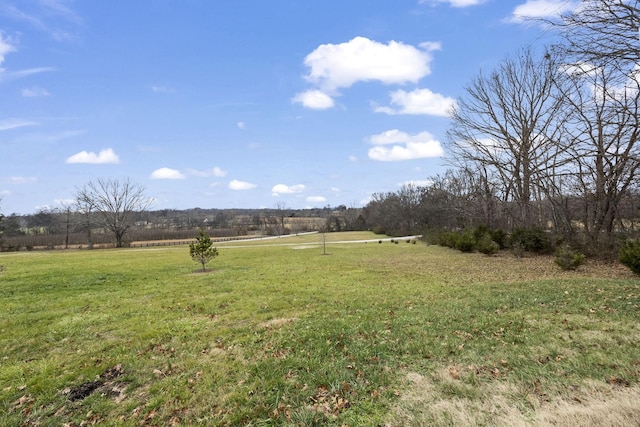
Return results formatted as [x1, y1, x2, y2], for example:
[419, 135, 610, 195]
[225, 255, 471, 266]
[291, 89, 335, 110]
[348, 155, 358, 162]
[212, 166, 227, 177]
[0, 30, 56, 80]
[43, 0, 83, 24]
[150, 167, 186, 180]
[368, 129, 444, 161]
[10, 0, 83, 40]
[22, 86, 51, 97]
[420, 0, 487, 7]
[0, 118, 37, 131]
[54, 198, 75, 206]
[0, 33, 16, 72]
[151, 85, 175, 93]
[559, 62, 599, 78]
[229, 179, 256, 190]
[237, 121, 246, 129]
[9, 176, 37, 184]
[509, 0, 578, 22]
[272, 184, 305, 196]
[187, 166, 228, 178]
[0, 64, 56, 83]
[306, 196, 327, 203]
[400, 180, 433, 187]
[302, 36, 440, 93]
[21, 129, 84, 144]
[374, 88, 456, 117]
[9, 67, 56, 79]
[66, 148, 120, 164]
[369, 129, 414, 145]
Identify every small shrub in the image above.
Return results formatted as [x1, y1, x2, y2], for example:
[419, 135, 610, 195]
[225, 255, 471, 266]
[372, 226, 386, 235]
[420, 229, 439, 245]
[412, 239, 417, 244]
[378, 240, 382, 244]
[436, 231, 459, 249]
[472, 225, 490, 243]
[189, 229, 219, 272]
[619, 239, 640, 275]
[476, 233, 500, 256]
[454, 231, 476, 253]
[490, 229, 508, 249]
[510, 227, 552, 254]
[555, 245, 586, 271]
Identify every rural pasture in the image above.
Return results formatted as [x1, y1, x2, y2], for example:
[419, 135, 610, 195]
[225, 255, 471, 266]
[1, 232, 639, 426]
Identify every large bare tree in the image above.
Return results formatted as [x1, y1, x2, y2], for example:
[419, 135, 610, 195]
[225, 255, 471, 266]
[75, 190, 97, 249]
[76, 178, 152, 248]
[556, 62, 640, 246]
[446, 47, 567, 229]
[556, 0, 640, 67]
[543, 0, 640, 247]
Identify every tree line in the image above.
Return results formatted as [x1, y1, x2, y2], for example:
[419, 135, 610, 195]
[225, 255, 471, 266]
[364, 1, 640, 256]
[0, 179, 365, 251]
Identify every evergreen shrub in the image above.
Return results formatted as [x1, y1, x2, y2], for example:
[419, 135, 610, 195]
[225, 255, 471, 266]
[477, 233, 500, 256]
[511, 227, 552, 254]
[555, 245, 586, 271]
[619, 239, 640, 275]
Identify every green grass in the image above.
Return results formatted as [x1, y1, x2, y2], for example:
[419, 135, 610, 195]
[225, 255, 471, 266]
[1, 233, 639, 426]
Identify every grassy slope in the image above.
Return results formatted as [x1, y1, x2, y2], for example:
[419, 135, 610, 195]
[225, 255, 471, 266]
[0, 234, 639, 426]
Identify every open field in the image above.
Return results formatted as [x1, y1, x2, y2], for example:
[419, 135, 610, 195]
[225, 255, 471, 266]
[1, 232, 639, 426]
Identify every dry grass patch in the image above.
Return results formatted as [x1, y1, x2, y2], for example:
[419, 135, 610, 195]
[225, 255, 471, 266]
[258, 317, 297, 329]
[417, 250, 637, 284]
[388, 369, 640, 427]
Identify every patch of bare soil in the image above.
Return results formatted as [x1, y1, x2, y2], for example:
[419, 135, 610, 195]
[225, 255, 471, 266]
[387, 368, 640, 427]
[62, 364, 127, 403]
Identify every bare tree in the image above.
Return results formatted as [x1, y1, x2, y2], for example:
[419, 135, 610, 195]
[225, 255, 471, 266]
[275, 201, 287, 236]
[555, 0, 640, 67]
[396, 184, 426, 235]
[75, 191, 97, 249]
[76, 178, 152, 248]
[447, 47, 567, 229]
[556, 62, 640, 246]
[421, 168, 498, 230]
[58, 203, 73, 249]
[342, 202, 363, 231]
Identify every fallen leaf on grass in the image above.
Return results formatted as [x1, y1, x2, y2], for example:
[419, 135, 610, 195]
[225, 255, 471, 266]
[308, 385, 351, 416]
[11, 394, 33, 409]
[449, 366, 460, 380]
[608, 377, 631, 387]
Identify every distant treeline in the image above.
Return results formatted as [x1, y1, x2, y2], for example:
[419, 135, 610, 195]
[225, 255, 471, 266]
[0, 205, 364, 251]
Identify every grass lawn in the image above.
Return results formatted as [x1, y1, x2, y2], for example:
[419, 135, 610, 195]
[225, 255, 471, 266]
[1, 232, 639, 426]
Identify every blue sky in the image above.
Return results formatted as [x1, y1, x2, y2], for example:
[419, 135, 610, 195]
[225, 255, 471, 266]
[0, 0, 577, 214]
